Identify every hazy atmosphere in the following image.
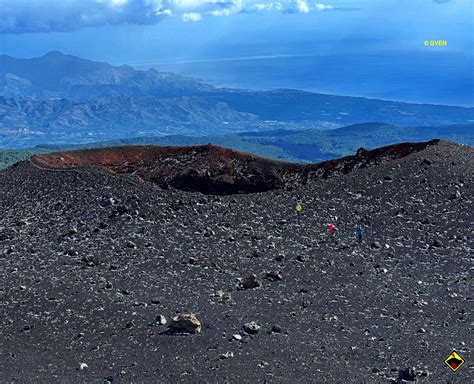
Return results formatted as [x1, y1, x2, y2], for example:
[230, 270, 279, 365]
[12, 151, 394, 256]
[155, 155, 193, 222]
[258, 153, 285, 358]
[1, 0, 473, 105]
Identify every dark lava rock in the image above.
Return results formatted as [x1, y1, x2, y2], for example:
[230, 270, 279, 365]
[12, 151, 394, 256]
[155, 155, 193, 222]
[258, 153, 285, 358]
[356, 147, 367, 157]
[370, 241, 382, 249]
[398, 367, 416, 381]
[271, 325, 282, 333]
[274, 254, 285, 262]
[421, 158, 432, 166]
[98, 221, 108, 229]
[243, 321, 261, 334]
[126, 240, 136, 249]
[81, 254, 100, 267]
[432, 239, 444, 248]
[68, 227, 78, 235]
[116, 204, 128, 214]
[296, 255, 310, 263]
[265, 271, 283, 281]
[100, 197, 118, 207]
[449, 189, 463, 200]
[215, 290, 232, 303]
[167, 313, 201, 334]
[241, 274, 263, 289]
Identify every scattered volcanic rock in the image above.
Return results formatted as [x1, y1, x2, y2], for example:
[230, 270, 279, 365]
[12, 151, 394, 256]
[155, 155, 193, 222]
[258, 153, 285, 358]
[432, 239, 444, 248]
[219, 351, 234, 359]
[156, 315, 167, 325]
[167, 313, 201, 334]
[265, 271, 283, 281]
[0, 140, 472, 382]
[397, 367, 417, 381]
[296, 254, 310, 262]
[271, 325, 283, 333]
[241, 274, 263, 289]
[215, 290, 232, 303]
[243, 321, 261, 334]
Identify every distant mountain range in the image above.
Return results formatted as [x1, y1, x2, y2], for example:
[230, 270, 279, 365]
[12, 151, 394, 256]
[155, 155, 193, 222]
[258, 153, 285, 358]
[1, 51, 473, 149]
[0, 50, 212, 99]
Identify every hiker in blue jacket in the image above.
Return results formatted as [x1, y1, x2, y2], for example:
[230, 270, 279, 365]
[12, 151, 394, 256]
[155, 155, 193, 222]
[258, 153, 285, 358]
[356, 226, 364, 243]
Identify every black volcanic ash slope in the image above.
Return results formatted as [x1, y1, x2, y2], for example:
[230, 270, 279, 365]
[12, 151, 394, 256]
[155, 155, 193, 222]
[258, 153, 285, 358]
[0, 140, 472, 383]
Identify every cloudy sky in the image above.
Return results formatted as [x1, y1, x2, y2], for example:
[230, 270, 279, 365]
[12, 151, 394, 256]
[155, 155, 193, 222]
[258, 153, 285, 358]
[0, 0, 472, 105]
[0, 1, 377, 33]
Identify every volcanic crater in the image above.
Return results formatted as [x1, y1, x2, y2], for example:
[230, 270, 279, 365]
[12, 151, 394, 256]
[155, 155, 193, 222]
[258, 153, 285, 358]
[32, 140, 441, 195]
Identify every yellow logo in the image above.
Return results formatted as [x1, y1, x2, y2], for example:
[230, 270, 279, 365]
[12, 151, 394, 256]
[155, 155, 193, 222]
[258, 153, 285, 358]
[295, 203, 302, 213]
[444, 351, 465, 372]
[424, 40, 448, 47]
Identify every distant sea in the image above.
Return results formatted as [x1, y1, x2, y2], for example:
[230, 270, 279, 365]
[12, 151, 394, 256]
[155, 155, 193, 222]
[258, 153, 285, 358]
[138, 52, 473, 107]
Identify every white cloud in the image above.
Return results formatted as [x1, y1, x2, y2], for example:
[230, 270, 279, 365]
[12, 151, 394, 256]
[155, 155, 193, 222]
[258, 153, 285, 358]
[157, 9, 173, 16]
[172, 0, 207, 10]
[315, 3, 334, 11]
[241, 2, 284, 13]
[296, 0, 310, 14]
[182, 12, 203, 21]
[207, 8, 232, 16]
[252, 3, 275, 11]
[0, 0, 346, 34]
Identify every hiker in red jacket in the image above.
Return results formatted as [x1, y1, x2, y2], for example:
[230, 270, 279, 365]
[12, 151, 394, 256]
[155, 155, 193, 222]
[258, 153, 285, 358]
[329, 223, 335, 236]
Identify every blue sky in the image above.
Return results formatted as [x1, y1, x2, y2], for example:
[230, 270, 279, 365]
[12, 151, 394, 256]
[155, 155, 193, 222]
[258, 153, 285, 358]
[0, 0, 472, 105]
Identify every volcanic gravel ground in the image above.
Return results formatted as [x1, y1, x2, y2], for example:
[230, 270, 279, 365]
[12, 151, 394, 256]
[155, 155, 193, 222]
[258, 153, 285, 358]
[0, 141, 472, 383]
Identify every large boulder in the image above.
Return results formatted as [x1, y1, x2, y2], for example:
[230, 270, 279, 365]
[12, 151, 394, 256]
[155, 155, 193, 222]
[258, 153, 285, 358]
[241, 274, 263, 289]
[168, 313, 201, 334]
